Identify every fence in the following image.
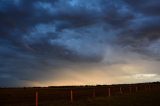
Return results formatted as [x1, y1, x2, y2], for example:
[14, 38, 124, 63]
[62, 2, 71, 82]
[34, 83, 160, 105]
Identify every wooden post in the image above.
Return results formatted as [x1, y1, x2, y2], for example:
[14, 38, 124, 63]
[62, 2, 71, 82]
[36, 91, 38, 106]
[136, 86, 138, 92]
[93, 88, 96, 98]
[129, 86, 132, 93]
[120, 87, 122, 94]
[108, 87, 111, 96]
[70, 90, 73, 103]
[145, 85, 147, 91]
[148, 85, 151, 90]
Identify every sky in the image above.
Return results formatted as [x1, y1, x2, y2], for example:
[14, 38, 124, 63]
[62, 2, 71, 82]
[0, 0, 160, 87]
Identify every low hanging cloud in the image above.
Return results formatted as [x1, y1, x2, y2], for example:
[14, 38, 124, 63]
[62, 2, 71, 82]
[0, 0, 160, 87]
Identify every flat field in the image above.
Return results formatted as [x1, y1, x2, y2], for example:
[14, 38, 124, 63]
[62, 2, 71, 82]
[0, 82, 160, 106]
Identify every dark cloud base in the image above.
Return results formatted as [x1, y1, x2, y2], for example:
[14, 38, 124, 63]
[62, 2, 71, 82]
[0, 0, 160, 87]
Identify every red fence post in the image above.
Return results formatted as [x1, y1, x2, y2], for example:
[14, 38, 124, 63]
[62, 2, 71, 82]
[36, 91, 38, 106]
[70, 90, 73, 103]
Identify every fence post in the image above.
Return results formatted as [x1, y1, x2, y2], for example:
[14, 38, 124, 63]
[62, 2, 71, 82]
[36, 91, 38, 106]
[145, 85, 147, 91]
[129, 86, 132, 93]
[93, 88, 96, 98]
[148, 85, 151, 90]
[108, 87, 111, 96]
[120, 87, 122, 94]
[70, 90, 73, 103]
[136, 86, 138, 92]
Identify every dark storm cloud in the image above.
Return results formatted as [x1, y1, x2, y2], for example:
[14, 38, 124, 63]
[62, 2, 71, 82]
[123, 0, 160, 15]
[115, 0, 160, 58]
[0, 0, 160, 86]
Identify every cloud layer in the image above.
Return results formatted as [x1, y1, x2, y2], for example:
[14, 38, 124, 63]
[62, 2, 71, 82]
[0, 0, 160, 87]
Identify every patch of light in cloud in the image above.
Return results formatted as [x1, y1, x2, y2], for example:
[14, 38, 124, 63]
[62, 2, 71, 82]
[133, 74, 157, 79]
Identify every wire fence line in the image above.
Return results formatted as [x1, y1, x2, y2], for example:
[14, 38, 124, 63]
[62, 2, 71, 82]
[34, 82, 160, 105]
